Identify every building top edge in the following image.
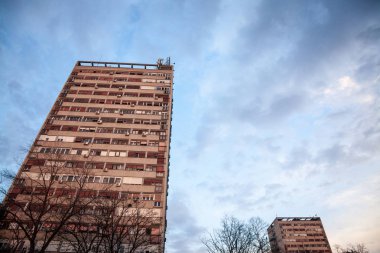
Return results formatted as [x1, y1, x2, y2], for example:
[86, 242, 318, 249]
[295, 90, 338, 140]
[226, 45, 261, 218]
[77, 59, 173, 70]
[274, 217, 321, 221]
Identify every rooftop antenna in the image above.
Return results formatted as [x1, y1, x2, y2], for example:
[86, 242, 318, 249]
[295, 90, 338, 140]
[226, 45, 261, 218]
[157, 58, 163, 66]
[165, 57, 171, 66]
[157, 57, 172, 70]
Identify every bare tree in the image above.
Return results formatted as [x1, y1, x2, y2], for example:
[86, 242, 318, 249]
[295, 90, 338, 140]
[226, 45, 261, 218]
[0, 152, 97, 253]
[1, 148, 160, 253]
[58, 196, 161, 253]
[202, 216, 252, 253]
[247, 217, 271, 253]
[201, 216, 270, 253]
[0, 169, 16, 199]
[334, 243, 369, 253]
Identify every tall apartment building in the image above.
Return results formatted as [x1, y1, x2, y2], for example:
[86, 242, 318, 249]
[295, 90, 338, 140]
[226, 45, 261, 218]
[267, 217, 332, 253]
[0, 60, 173, 253]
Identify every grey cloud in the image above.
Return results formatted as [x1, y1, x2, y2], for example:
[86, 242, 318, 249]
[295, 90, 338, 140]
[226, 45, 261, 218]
[206, 91, 307, 127]
[187, 122, 216, 159]
[265, 93, 306, 120]
[354, 59, 380, 84]
[316, 144, 347, 166]
[358, 26, 380, 43]
[166, 192, 205, 253]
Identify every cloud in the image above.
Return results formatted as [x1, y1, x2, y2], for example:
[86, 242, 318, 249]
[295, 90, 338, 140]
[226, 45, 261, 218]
[166, 192, 206, 253]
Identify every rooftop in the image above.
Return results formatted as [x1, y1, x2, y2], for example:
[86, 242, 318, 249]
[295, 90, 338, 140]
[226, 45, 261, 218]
[77, 58, 173, 70]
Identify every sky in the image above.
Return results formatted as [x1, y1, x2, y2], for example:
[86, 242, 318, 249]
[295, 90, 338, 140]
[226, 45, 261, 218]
[0, 0, 379, 252]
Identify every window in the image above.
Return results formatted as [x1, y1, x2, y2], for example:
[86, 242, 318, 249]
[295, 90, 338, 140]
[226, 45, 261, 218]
[130, 140, 140, 146]
[111, 164, 124, 170]
[97, 127, 113, 133]
[50, 126, 63, 131]
[144, 179, 162, 186]
[148, 141, 159, 146]
[114, 128, 130, 134]
[111, 139, 128, 145]
[114, 164, 123, 170]
[128, 151, 145, 158]
[90, 99, 106, 104]
[109, 151, 126, 157]
[79, 127, 96, 132]
[120, 109, 134, 114]
[124, 92, 138, 97]
[147, 152, 158, 158]
[145, 165, 156, 172]
[109, 92, 123, 96]
[126, 164, 144, 171]
[103, 108, 117, 113]
[74, 98, 89, 103]
[65, 161, 84, 168]
[67, 116, 82, 121]
[117, 118, 133, 124]
[93, 91, 108, 96]
[70, 106, 85, 112]
[40, 147, 70, 155]
[78, 90, 93, 95]
[142, 195, 153, 201]
[61, 125, 78, 131]
[90, 150, 102, 156]
[86, 162, 104, 169]
[93, 138, 110, 144]
[87, 107, 102, 112]
[154, 202, 161, 207]
[83, 117, 99, 122]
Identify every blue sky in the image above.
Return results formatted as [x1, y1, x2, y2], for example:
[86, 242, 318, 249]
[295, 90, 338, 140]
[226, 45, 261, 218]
[1, 0, 380, 252]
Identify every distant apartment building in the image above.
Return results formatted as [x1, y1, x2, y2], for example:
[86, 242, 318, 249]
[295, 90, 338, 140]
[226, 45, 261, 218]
[0, 59, 173, 253]
[267, 217, 332, 253]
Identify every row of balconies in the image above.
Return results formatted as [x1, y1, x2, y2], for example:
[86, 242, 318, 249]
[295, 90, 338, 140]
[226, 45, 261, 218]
[52, 114, 168, 126]
[62, 101, 165, 111]
[56, 110, 164, 120]
[29, 152, 162, 165]
[36, 140, 161, 152]
[71, 78, 171, 88]
[13, 184, 160, 203]
[62, 98, 169, 109]
[75, 68, 172, 79]
[25, 164, 160, 178]
[72, 74, 171, 84]
[65, 93, 167, 102]
[52, 119, 163, 130]
[41, 132, 167, 147]
[69, 82, 170, 93]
